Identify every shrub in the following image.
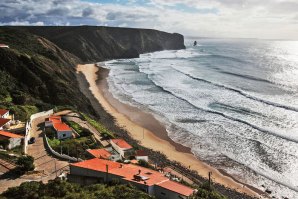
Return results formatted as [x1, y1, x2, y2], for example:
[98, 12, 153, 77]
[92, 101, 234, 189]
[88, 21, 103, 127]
[16, 155, 35, 172]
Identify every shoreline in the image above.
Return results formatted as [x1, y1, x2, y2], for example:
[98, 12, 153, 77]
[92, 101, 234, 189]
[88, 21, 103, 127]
[76, 63, 264, 198]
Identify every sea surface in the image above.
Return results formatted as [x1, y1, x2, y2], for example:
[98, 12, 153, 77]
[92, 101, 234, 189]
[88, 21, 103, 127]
[103, 38, 298, 198]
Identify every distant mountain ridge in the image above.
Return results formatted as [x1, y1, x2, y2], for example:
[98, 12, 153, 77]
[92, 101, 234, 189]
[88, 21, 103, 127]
[0, 26, 185, 119]
[24, 26, 185, 62]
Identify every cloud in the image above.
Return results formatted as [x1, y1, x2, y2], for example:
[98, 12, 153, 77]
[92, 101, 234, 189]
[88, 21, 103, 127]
[0, 0, 298, 39]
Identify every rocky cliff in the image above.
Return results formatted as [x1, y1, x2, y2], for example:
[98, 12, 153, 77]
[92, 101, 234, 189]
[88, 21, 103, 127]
[25, 26, 185, 62]
[0, 26, 185, 119]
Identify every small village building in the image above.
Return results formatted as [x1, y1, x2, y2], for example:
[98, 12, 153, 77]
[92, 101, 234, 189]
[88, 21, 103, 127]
[0, 109, 9, 118]
[69, 158, 195, 199]
[0, 44, 9, 48]
[53, 122, 72, 140]
[0, 130, 23, 149]
[135, 150, 149, 162]
[45, 116, 62, 127]
[0, 118, 11, 130]
[110, 139, 134, 159]
[87, 148, 112, 160]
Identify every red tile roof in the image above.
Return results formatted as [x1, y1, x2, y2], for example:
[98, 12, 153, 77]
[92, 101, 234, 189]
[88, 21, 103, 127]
[72, 158, 121, 172]
[0, 109, 9, 116]
[0, 118, 10, 127]
[111, 139, 133, 149]
[0, 131, 23, 138]
[53, 122, 71, 131]
[87, 149, 112, 159]
[46, 116, 61, 123]
[71, 158, 194, 197]
[136, 150, 148, 156]
[156, 179, 194, 196]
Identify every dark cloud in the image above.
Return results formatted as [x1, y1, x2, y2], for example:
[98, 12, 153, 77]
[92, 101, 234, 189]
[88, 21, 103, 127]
[82, 7, 93, 17]
[47, 8, 70, 16]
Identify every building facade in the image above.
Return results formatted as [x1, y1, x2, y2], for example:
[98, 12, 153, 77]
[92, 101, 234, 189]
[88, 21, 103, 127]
[110, 139, 134, 159]
[69, 158, 195, 199]
[0, 130, 23, 149]
[53, 123, 72, 140]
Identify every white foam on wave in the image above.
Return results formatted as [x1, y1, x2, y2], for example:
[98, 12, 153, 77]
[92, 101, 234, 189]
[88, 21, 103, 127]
[104, 48, 298, 198]
[140, 49, 202, 59]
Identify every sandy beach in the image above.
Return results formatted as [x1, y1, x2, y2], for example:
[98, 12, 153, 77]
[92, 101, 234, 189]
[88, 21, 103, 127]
[76, 63, 263, 198]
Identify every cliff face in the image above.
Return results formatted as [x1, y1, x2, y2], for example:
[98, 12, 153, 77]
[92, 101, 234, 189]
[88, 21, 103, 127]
[0, 28, 95, 119]
[25, 26, 185, 62]
[0, 26, 185, 119]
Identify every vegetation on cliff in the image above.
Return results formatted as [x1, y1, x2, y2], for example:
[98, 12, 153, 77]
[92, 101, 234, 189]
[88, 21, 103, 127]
[0, 28, 94, 120]
[1, 180, 153, 199]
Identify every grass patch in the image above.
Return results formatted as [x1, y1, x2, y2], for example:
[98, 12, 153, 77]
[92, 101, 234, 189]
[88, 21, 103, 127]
[47, 134, 99, 159]
[81, 113, 115, 139]
[48, 138, 60, 148]
[66, 121, 82, 134]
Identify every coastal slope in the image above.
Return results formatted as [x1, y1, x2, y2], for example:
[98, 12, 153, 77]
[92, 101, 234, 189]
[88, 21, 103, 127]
[24, 26, 186, 61]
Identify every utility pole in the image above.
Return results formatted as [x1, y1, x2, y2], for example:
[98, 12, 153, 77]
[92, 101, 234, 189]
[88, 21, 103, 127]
[208, 172, 212, 191]
[54, 159, 57, 178]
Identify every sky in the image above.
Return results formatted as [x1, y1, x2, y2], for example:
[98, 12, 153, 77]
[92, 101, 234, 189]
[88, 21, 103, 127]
[1, 0, 298, 40]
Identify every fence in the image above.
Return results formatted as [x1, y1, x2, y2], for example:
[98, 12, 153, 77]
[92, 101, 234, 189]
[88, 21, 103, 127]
[43, 134, 82, 162]
[23, 109, 54, 154]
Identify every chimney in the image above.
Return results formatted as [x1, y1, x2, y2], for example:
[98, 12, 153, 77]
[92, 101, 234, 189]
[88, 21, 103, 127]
[138, 169, 141, 175]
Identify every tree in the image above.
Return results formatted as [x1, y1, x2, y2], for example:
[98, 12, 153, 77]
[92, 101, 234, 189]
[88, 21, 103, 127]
[16, 155, 35, 172]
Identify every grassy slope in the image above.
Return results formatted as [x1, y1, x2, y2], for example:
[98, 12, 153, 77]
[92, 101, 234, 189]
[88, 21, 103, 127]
[0, 28, 95, 120]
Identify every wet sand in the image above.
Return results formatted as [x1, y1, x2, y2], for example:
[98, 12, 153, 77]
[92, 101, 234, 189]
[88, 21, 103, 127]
[76, 63, 263, 198]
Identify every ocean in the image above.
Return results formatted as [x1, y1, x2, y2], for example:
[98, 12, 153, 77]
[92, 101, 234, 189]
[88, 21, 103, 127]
[103, 38, 298, 198]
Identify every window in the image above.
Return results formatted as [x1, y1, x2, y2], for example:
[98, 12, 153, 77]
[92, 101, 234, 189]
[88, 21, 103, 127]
[161, 192, 166, 195]
[63, 133, 66, 137]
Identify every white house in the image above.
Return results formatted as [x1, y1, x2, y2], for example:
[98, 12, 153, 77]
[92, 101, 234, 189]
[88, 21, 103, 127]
[45, 115, 62, 127]
[53, 122, 72, 140]
[135, 150, 149, 162]
[69, 158, 195, 199]
[110, 139, 134, 159]
[0, 109, 9, 119]
[0, 130, 23, 149]
[0, 118, 11, 130]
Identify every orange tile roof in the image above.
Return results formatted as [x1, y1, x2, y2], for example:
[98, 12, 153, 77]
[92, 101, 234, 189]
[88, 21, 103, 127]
[71, 158, 194, 196]
[0, 109, 9, 116]
[71, 158, 121, 172]
[111, 139, 133, 149]
[156, 179, 194, 196]
[53, 122, 71, 131]
[0, 118, 10, 127]
[87, 149, 112, 159]
[0, 131, 23, 138]
[46, 116, 61, 123]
